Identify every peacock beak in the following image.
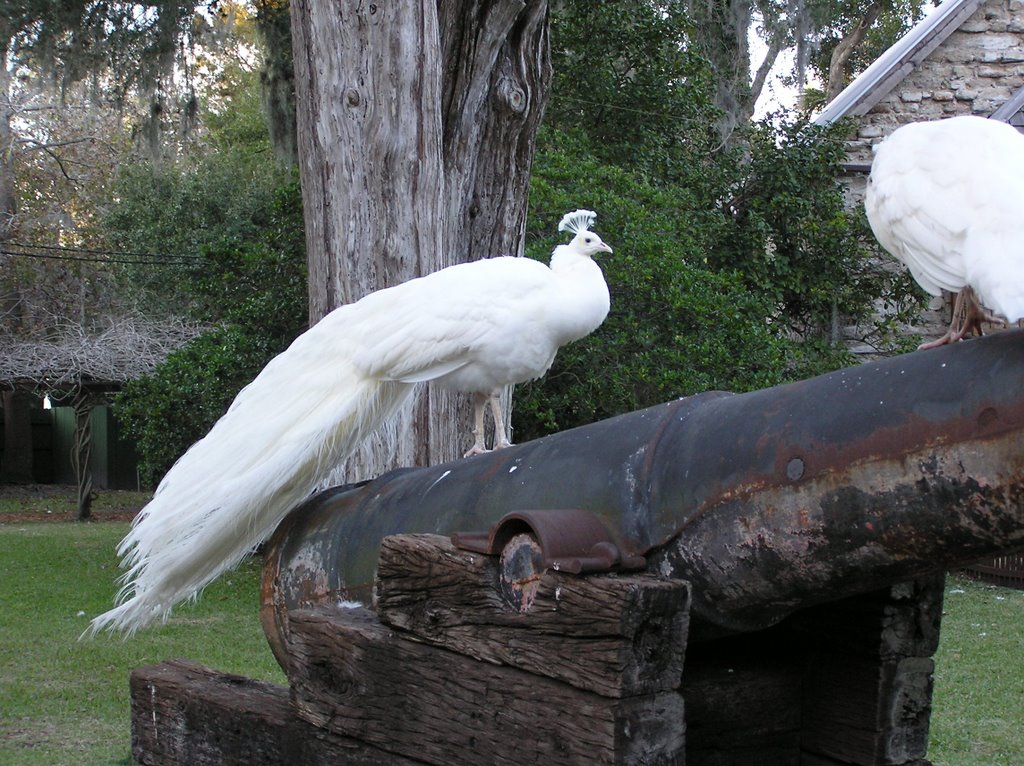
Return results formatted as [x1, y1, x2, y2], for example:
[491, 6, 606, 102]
[600, 242, 613, 254]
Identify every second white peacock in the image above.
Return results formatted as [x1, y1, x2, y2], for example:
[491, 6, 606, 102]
[87, 208, 612, 636]
[865, 115, 1024, 348]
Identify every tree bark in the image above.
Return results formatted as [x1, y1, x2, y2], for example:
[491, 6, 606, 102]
[290, 0, 550, 481]
[826, 2, 885, 102]
[0, 58, 14, 238]
[750, 33, 785, 110]
[71, 393, 95, 520]
[254, 1, 298, 166]
[1, 46, 23, 332]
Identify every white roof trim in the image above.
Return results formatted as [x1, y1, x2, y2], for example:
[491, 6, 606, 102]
[813, 0, 983, 126]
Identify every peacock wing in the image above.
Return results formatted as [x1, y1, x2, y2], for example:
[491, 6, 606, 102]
[349, 256, 555, 385]
[866, 120, 975, 297]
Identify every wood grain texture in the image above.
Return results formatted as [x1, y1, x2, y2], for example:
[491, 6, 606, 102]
[784, 575, 945, 661]
[374, 533, 690, 697]
[287, 606, 686, 766]
[130, 659, 419, 765]
[796, 578, 943, 765]
[683, 656, 802, 761]
[802, 654, 935, 764]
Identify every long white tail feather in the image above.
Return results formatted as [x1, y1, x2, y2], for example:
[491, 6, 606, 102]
[324, 396, 415, 489]
[86, 331, 415, 636]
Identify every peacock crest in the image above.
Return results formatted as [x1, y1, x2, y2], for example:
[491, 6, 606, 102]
[558, 209, 597, 235]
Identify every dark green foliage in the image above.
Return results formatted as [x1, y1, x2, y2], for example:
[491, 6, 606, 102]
[104, 70, 288, 320]
[106, 66, 309, 487]
[546, 0, 719, 181]
[707, 116, 923, 365]
[710, 119, 875, 330]
[514, 129, 791, 440]
[114, 179, 307, 486]
[182, 178, 307, 343]
[515, 116, 920, 438]
[507, 1, 927, 443]
[105, 162, 284, 318]
[115, 326, 269, 486]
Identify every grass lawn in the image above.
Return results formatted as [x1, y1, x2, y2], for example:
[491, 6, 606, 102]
[0, 488, 1021, 765]
[0, 517, 284, 766]
[929, 575, 1024, 765]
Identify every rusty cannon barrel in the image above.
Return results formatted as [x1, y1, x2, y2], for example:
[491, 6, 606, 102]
[262, 329, 1024, 662]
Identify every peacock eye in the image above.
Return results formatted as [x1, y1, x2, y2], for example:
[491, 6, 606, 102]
[585, 237, 592, 243]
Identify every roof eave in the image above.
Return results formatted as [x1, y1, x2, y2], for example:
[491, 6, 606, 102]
[813, 0, 983, 126]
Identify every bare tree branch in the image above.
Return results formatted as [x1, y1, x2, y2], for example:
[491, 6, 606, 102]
[0, 314, 204, 393]
[12, 103, 93, 114]
[15, 136, 104, 151]
[750, 35, 786, 108]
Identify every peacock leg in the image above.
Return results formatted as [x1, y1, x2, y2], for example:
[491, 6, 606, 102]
[464, 392, 490, 457]
[488, 391, 512, 450]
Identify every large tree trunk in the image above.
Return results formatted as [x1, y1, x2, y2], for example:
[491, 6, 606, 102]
[290, 0, 550, 482]
[254, 0, 298, 166]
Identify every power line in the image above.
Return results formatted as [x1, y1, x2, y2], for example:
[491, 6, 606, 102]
[4, 239, 203, 263]
[1, 248, 201, 267]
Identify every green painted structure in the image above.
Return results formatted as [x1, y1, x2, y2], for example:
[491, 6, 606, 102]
[0, 400, 140, 490]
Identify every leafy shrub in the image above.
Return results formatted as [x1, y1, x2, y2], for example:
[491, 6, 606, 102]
[705, 116, 921, 353]
[116, 325, 273, 485]
[514, 129, 790, 440]
[114, 180, 307, 485]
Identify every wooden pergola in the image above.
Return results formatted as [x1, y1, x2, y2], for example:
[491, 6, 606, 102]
[0, 316, 200, 517]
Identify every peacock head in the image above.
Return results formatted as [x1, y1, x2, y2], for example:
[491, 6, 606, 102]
[558, 209, 613, 256]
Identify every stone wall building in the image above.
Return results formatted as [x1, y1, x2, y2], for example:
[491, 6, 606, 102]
[814, 0, 1024, 350]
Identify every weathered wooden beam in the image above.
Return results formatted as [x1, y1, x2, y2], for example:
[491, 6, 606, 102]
[133, 555, 944, 765]
[784, 575, 944, 661]
[802, 654, 934, 764]
[802, 755, 931, 766]
[129, 660, 418, 765]
[374, 533, 690, 697]
[674, 576, 944, 766]
[286, 605, 686, 766]
[796, 576, 944, 766]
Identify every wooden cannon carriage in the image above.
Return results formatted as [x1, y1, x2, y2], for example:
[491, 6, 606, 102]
[130, 330, 1024, 765]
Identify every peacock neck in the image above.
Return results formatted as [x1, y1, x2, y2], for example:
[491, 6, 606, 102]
[548, 247, 610, 342]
